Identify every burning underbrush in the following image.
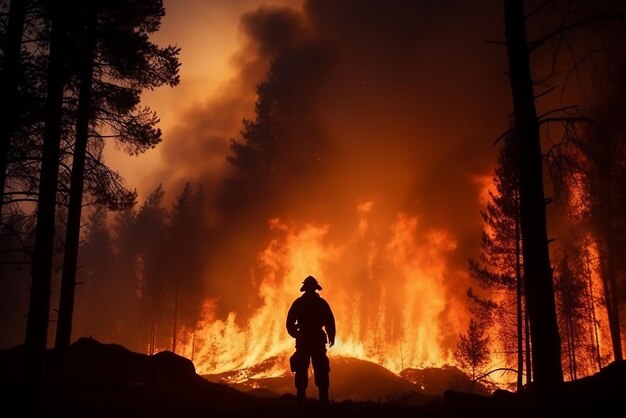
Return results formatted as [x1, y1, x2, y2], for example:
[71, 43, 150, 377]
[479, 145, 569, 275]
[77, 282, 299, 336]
[202, 354, 489, 402]
[173, 205, 469, 379]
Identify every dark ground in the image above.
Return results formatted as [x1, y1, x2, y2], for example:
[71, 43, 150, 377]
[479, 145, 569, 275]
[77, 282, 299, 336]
[1, 338, 625, 417]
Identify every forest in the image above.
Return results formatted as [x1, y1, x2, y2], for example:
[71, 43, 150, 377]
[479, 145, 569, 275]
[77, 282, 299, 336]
[1, 0, 626, 416]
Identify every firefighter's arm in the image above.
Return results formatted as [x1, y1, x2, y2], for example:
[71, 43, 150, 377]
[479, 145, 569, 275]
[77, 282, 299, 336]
[325, 303, 336, 347]
[286, 302, 299, 338]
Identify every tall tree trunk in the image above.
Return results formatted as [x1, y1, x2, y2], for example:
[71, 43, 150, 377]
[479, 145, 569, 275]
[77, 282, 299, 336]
[600, 253, 622, 361]
[172, 255, 181, 353]
[585, 252, 602, 371]
[594, 125, 623, 362]
[54, 10, 98, 362]
[24, 3, 67, 391]
[504, 0, 563, 395]
[0, 0, 26, 205]
[515, 193, 523, 391]
[150, 281, 157, 354]
[564, 274, 576, 379]
[604, 236, 623, 361]
[525, 303, 532, 385]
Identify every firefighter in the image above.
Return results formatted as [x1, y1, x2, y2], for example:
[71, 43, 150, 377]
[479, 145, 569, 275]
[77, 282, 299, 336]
[286, 275, 336, 403]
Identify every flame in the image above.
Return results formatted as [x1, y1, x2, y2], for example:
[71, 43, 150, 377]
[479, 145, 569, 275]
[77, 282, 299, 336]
[182, 201, 465, 377]
[174, 177, 614, 385]
[582, 239, 613, 368]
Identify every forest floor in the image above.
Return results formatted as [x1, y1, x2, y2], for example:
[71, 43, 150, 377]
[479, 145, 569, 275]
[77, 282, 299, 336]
[1, 337, 625, 418]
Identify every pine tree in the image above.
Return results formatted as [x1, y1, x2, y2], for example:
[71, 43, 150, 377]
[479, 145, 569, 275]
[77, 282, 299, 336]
[456, 319, 491, 382]
[167, 183, 208, 353]
[503, 0, 564, 393]
[134, 184, 168, 353]
[55, 0, 180, 361]
[0, 0, 26, 202]
[554, 245, 596, 380]
[469, 130, 528, 390]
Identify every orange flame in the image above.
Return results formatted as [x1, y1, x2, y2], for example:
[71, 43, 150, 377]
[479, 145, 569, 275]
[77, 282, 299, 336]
[184, 201, 466, 377]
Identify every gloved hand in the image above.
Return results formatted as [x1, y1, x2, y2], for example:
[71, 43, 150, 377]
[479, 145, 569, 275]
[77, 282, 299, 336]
[328, 337, 335, 348]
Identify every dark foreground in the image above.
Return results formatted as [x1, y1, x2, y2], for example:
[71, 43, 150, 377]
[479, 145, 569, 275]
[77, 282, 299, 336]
[1, 338, 625, 417]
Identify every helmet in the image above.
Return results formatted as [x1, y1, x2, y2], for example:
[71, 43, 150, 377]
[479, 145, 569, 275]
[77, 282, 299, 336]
[300, 275, 322, 292]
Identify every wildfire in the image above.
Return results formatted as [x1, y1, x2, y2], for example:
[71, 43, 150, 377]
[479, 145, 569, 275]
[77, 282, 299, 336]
[181, 201, 466, 377]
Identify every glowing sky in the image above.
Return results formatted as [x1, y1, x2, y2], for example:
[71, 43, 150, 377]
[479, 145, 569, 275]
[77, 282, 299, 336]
[105, 0, 303, 199]
[102, 0, 519, 359]
[105, 0, 510, 204]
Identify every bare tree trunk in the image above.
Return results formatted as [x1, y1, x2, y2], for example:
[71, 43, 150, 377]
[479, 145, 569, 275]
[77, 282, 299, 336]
[54, 9, 98, 363]
[584, 252, 602, 371]
[525, 303, 532, 385]
[564, 275, 576, 380]
[604, 237, 623, 361]
[0, 0, 26, 206]
[24, 2, 67, 392]
[515, 188, 523, 392]
[594, 126, 623, 363]
[172, 255, 181, 353]
[150, 287, 157, 355]
[504, 0, 563, 395]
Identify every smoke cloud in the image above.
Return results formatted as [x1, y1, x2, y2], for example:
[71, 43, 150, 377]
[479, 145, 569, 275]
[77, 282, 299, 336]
[151, 0, 514, 365]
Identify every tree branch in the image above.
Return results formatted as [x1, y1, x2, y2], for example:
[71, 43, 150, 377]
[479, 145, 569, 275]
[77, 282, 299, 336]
[539, 116, 602, 129]
[470, 367, 518, 391]
[537, 105, 579, 120]
[529, 15, 626, 51]
[493, 126, 516, 146]
[534, 85, 557, 100]
[524, 0, 555, 22]
[484, 39, 506, 46]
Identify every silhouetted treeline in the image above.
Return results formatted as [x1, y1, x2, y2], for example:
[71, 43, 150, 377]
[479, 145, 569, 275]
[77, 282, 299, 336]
[70, 183, 210, 355]
[463, 0, 626, 395]
[0, 0, 180, 399]
[0, 182, 209, 350]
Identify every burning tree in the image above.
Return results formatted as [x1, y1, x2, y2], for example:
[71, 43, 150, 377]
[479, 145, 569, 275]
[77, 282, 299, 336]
[501, 0, 626, 393]
[503, 0, 563, 393]
[553, 234, 606, 380]
[547, 73, 626, 367]
[455, 318, 491, 383]
[469, 128, 529, 392]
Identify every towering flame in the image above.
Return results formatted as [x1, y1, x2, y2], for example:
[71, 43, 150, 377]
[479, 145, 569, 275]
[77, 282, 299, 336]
[182, 201, 465, 376]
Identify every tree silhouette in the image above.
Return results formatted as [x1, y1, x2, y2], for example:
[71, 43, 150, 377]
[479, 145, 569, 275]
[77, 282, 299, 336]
[167, 183, 207, 353]
[134, 184, 168, 353]
[554, 235, 604, 380]
[502, 0, 626, 393]
[225, 46, 332, 221]
[456, 318, 491, 382]
[74, 207, 116, 340]
[12, 0, 179, 392]
[503, 0, 564, 393]
[54, 0, 180, 362]
[547, 78, 626, 365]
[0, 0, 26, 203]
[469, 129, 529, 391]
[23, 0, 69, 390]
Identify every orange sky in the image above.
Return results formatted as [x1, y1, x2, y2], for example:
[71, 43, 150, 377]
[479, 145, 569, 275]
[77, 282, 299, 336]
[104, 0, 512, 205]
[78, 0, 623, 376]
[101, 0, 515, 318]
[104, 0, 303, 200]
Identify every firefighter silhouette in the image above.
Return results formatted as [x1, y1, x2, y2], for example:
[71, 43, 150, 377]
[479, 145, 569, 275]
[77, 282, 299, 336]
[286, 275, 336, 403]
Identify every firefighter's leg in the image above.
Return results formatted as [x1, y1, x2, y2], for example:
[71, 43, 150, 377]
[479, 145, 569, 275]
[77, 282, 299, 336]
[312, 350, 330, 403]
[290, 351, 310, 401]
